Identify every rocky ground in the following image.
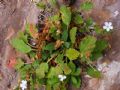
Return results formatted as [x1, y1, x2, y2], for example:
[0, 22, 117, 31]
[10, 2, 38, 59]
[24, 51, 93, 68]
[0, 0, 120, 90]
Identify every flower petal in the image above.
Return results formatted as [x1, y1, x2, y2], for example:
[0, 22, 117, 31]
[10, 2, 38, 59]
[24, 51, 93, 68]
[108, 22, 112, 26]
[109, 25, 113, 30]
[58, 75, 63, 78]
[60, 78, 64, 81]
[114, 10, 119, 17]
[20, 80, 27, 90]
[104, 22, 109, 26]
[21, 80, 27, 84]
[103, 25, 107, 30]
[63, 76, 66, 79]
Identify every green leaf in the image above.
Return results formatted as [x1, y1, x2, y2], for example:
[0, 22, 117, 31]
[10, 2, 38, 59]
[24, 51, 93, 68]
[70, 27, 77, 43]
[36, 63, 49, 79]
[30, 75, 35, 90]
[46, 84, 52, 90]
[61, 23, 68, 41]
[53, 83, 60, 90]
[44, 43, 55, 52]
[90, 52, 102, 61]
[87, 67, 101, 78]
[86, 18, 93, 27]
[50, 14, 60, 22]
[36, 78, 46, 85]
[71, 76, 81, 88]
[80, 1, 93, 11]
[72, 68, 81, 76]
[29, 51, 36, 58]
[49, 0, 57, 6]
[61, 84, 67, 90]
[55, 54, 64, 63]
[94, 40, 108, 52]
[75, 77, 81, 88]
[55, 65, 63, 75]
[47, 66, 63, 78]
[94, 26, 103, 34]
[62, 29, 68, 42]
[42, 51, 50, 60]
[49, 26, 56, 34]
[19, 68, 27, 79]
[15, 59, 24, 70]
[11, 38, 32, 53]
[47, 67, 56, 78]
[91, 40, 108, 60]
[32, 60, 40, 69]
[79, 36, 96, 58]
[36, 2, 45, 9]
[19, 65, 31, 79]
[71, 76, 77, 85]
[66, 48, 80, 60]
[47, 77, 59, 86]
[25, 23, 30, 33]
[17, 31, 28, 43]
[64, 42, 71, 48]
[60, 6, 71, 25]
[74, 14, 83, 24]
[63, 64, 71, 75]
[68, 61, 76, 73]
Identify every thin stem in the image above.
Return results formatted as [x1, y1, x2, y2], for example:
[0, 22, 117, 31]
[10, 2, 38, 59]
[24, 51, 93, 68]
[88, 63, 96, 71]
[24, 62, 33, 64]
[39, 13, 47, 18]
[67, 25, 69, 31]
[47, 54, 58, 63]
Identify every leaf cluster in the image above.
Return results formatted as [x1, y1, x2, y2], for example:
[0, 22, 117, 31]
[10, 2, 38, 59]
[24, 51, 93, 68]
[11, 1, 110, 90]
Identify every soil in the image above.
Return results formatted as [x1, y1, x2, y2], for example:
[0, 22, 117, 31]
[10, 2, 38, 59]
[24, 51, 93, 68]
[0, 0, 120, 90]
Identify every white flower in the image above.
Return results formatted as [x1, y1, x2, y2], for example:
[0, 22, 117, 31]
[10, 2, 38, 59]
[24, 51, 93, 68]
[103, 22, 113, 32]
[98, 62, 107, 71]
[113, 10, 119, 17]
[97, 62, 109, 73]
[20, 80, 27, 90]
[58, 75, 66, 82]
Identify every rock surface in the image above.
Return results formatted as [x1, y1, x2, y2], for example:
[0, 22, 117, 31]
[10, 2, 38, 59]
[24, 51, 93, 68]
[80, 0, 120, 90]
[0, 0, 39, 89]
[0, 0, 120, 90]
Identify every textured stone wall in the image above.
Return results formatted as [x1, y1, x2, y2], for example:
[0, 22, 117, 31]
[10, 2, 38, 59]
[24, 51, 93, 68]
[0, 0, 39, 89]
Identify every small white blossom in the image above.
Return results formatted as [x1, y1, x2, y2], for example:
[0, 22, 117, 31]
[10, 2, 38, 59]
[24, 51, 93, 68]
[103, 22, 113, 32]
[97, 62, 109, 73]
[113, 10, 119, 17]
[58, 75, 66, 82]
[20, 80, 27, 90]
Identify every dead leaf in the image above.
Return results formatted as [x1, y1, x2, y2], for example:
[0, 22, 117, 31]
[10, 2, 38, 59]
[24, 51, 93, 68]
[30, 24, 38, 38]
[55, 40, 64, 49]
[7, 57, 17, 68]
